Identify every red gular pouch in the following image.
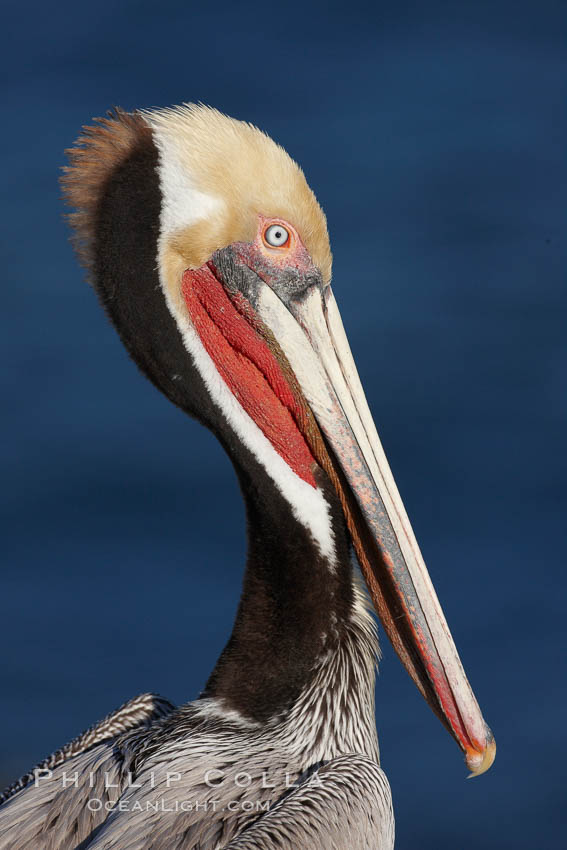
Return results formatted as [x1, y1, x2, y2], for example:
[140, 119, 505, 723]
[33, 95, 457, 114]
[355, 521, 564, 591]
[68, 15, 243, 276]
[181, 264, 317, 488]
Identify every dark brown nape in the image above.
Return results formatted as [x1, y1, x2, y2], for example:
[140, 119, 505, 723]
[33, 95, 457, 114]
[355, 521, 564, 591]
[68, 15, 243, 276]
[61, 109, 221, 429]
[202, 461, 355, 723]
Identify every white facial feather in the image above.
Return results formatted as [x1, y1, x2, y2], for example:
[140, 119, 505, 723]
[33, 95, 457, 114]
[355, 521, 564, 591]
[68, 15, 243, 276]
[149, 121, 225, 235]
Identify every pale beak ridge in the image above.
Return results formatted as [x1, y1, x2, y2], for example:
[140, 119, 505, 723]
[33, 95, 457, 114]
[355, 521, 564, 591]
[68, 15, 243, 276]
[255, 280, 494, 774]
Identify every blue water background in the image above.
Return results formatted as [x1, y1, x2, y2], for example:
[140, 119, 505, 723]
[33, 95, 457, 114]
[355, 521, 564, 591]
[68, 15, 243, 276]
[1, 1, 565, 846]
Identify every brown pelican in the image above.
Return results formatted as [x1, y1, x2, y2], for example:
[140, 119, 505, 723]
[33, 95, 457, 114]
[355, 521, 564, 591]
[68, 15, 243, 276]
[0, 104, 495, 849]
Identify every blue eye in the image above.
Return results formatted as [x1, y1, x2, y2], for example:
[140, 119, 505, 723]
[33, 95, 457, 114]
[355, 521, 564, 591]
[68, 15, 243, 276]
[264, 224, 290, 247]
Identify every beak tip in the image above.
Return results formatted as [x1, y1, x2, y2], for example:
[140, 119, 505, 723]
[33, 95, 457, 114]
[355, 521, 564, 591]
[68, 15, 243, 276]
[466, 729, 496, 778]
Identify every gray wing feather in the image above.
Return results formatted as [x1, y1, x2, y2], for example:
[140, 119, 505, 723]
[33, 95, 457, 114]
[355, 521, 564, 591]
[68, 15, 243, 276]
[83, 754, 393, 850]
[0, 692, 174, 850]
[0, 692, 173, 805]
[225, 755, 394, 850]
[0, 743, 124, 850]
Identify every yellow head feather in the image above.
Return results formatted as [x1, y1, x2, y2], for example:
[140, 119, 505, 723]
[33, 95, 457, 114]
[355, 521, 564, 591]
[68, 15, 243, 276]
[145, 104, 332, 285]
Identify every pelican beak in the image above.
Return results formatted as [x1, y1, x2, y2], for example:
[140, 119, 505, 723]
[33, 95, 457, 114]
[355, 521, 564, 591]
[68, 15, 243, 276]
[253, 279, 495, 776]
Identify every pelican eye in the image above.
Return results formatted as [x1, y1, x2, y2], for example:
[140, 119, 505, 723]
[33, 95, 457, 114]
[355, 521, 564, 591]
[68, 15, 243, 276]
[264, 224, 290, 248]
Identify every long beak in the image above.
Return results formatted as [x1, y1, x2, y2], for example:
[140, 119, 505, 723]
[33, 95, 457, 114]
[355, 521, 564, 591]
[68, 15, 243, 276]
[255, 281, 495, 776]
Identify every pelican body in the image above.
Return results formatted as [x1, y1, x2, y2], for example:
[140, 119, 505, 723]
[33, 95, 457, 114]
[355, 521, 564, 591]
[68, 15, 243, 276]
[0, 105, 494, 849]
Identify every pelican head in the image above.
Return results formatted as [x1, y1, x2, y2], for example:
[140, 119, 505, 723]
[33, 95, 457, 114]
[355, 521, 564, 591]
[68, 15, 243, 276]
[62, 104, 494, 776]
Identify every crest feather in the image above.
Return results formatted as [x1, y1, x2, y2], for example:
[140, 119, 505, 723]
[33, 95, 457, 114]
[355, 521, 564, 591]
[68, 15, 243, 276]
[61, 108, 151, 275]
